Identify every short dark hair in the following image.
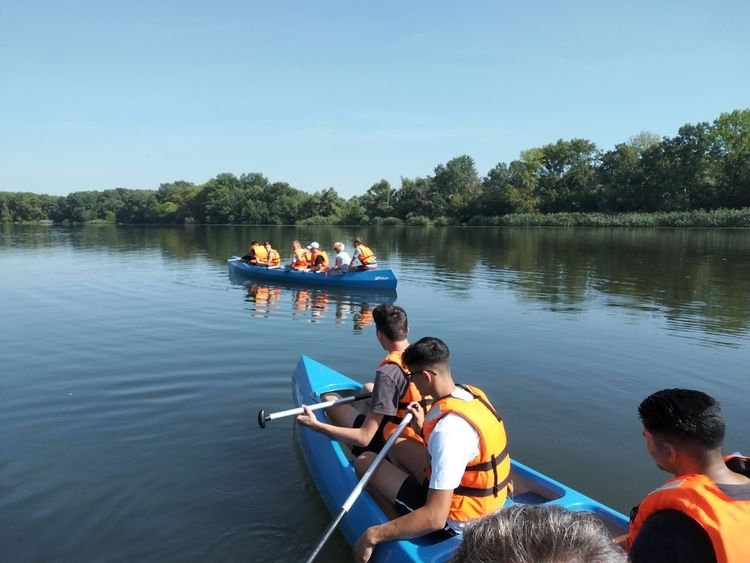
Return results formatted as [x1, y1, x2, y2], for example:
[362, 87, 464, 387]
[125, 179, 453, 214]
[353, 236, 363, 245]
[402, 337, 450, 373]
[451, 505, 627, 563]
[372, 304, 408, 341]
[638, 389, 725, 450]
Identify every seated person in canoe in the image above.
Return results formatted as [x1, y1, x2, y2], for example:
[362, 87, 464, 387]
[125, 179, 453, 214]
[240, 240, 261, 263]
[353, 337, 511, 563]
[307, 242, 329, 272]
[296, 304, 426, 479]
[288, 240, 310, 270]
[264, 241, 281, 268]
[348, 237, 378, 271]
[623, 389, 750, 563]
[330, 241, 351, 272]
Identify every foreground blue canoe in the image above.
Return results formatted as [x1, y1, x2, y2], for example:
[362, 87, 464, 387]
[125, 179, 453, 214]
[228, 257, 398, 290]
[293, 356, 629, 563]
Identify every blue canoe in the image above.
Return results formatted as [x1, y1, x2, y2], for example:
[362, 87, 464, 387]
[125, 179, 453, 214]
[228, 257, 398, 290]
[293, 356, 629, 563]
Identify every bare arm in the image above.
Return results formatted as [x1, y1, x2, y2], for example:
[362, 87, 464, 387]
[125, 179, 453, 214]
[296, 406, 383, 447]
[354, 488, 453, 562]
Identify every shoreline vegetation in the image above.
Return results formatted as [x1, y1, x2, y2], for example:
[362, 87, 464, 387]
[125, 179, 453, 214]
[2, 109, 749, 228]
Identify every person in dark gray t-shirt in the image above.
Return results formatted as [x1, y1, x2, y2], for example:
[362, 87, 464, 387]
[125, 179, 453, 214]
[296, 305, 428, 480]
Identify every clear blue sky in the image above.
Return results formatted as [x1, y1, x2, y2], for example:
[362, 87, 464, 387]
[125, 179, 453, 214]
[1, 0, 748, 198]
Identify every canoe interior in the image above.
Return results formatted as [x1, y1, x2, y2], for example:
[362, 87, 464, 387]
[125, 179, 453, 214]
[293, 356, 629, 561]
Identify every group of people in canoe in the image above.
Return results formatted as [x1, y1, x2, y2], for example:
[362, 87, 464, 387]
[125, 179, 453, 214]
[295, 304, 750, 563]
[241, 236, 377, 273]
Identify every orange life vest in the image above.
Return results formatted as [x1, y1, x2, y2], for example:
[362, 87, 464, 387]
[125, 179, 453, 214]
[292, 248, 309, 269]
[379, 351, 424, 444]
[251, 244, 269, 264]
[356, 244, 376, 266]
[627, 455, 750, 563]
[309, 249, 329, 269]
[422, 385, 511, 523]
[266, 248, 281, 267]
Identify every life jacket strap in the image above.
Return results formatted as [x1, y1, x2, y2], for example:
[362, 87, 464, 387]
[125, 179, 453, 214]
[454, 473, 511, 498]
[464, 446, 508, 472]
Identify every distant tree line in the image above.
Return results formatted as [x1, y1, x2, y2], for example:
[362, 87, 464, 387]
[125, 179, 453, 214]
[2, 109, 749, 226]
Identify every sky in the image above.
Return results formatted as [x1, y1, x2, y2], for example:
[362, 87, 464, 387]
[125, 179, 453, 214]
[1, 0, 749, 199]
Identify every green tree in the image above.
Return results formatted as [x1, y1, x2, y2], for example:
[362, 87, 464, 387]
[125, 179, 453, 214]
[432, 155, 480, 219]
[360, 179, 395, 219]
[709, 110, 750, 208]
[536, 139, 600, 212]
[393, 176, 436, 219]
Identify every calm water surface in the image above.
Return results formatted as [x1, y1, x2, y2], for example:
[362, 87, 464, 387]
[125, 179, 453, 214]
[2, 225, 749, 562]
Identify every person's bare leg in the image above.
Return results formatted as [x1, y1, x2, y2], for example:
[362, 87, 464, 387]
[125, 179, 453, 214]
[354, 452, 408, 520]
[388, 437, 428, 481]
[322, 381, 374, 421]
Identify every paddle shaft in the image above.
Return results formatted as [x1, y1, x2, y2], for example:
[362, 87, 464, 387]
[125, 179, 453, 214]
[258, 392, 372, 428]
[304, 412, 414, 563]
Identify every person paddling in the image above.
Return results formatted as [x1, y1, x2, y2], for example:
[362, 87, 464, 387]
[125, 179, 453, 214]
[352, 337, 511, 563]
[296, 305, 426, 480]
[348, 237, 377, 271]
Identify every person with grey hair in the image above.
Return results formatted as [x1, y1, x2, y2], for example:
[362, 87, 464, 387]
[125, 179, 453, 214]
[450, 504, 627, 563]
[331, 241, 351, 271]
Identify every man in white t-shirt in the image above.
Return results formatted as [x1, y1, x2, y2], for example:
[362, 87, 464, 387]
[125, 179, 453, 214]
[353, 337, 511, 563]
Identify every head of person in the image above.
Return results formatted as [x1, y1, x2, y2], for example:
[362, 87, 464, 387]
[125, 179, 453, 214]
[308, 241, 320, 251]
[451, 504, 627, 563]
[292, 240, 301, 249]
[372, 304, 408, 343]
[638, 388, 725, 473]
[352, 236, 363, 247]
[249, 240, 258, 248]
[333, 242, 345, 253]
[401, 337, 450, 394]
[264, 241, 272, 250]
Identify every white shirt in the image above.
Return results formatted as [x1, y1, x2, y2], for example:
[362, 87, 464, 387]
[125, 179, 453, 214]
[426, 386, 481, 533]
[334, 250, 351, 270]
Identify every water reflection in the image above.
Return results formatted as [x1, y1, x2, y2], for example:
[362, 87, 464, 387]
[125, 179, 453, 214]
[238, 278, 396, 332]
[5, 224, 749, 343]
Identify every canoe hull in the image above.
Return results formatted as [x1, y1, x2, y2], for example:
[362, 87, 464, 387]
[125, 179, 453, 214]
[293, 356, 629, 562]
[228, 257, 398, 290]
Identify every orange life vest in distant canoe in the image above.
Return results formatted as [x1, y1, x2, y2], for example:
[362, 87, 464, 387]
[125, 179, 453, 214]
[423, 385, 511, 523]
[355, 244, 376, 266]
[266, 248, 281, 267]
[627, 455, 750, 563]
[292, 247, 309, 269]
[251, 244, 268, 264]
[380, 351, 424, 444]
[309, 249, 329, 270]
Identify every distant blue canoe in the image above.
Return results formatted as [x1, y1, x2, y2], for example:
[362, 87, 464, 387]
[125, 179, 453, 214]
[293, 356, 629, 563]
[227, 257, 398, 290]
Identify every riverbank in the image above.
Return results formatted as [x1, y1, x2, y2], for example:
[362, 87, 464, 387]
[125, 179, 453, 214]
[8, 208, 750, 228]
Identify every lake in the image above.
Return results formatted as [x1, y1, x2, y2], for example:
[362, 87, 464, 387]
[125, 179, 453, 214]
[1, 224, 749, 562]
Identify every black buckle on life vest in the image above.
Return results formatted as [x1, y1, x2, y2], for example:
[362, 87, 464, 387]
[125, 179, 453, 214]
[454, 473, 512, 498]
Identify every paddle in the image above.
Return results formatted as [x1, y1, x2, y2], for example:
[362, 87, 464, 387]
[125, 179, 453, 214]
[304, 411, 414, 563]
[257, 392, 372, 428]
